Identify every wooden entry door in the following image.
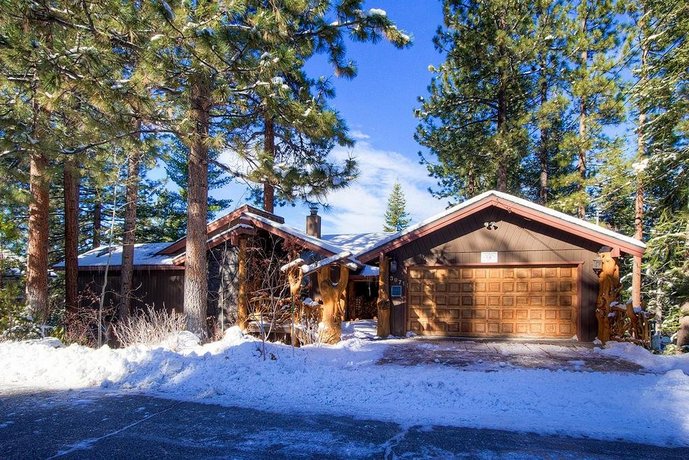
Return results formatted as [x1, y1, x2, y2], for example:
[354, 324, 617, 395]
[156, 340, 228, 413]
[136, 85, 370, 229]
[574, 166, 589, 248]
[407, 265, 579, 338]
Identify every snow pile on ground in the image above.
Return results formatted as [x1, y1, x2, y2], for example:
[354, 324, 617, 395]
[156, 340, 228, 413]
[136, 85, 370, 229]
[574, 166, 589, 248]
[598, 341, 689, 374]
[1, 322, 689, 448]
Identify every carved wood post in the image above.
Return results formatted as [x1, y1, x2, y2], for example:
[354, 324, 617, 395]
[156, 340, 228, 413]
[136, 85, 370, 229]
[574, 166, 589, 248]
[237, 237, 248, 330]
[377, 253, 391, 338]
[317, 265, 348, 344]
[595, 251, 620, 343]
[288, 267, 303, 347]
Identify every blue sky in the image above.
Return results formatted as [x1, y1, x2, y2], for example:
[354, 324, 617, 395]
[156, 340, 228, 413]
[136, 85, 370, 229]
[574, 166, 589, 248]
[213, 1, 449, 235]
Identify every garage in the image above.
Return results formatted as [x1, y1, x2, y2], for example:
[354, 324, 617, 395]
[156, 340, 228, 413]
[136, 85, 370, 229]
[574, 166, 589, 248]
[407, 265, 578, 338]
[355, 191, 646, 342]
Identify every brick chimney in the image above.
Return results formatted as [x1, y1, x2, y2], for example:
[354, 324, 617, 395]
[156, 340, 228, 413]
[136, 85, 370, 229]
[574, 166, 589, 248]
[306, 204, 321, 238]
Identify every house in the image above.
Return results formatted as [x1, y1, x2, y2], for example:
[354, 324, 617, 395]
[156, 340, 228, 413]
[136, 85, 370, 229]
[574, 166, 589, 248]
[64, 190, 644, 342]
[64, 205, 387, 327]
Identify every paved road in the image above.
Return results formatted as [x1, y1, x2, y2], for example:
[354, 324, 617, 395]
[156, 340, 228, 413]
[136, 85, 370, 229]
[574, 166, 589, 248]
[1, 390, 686, 459]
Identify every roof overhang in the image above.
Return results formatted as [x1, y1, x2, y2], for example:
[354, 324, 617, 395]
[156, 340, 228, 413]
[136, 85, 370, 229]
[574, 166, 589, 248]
[356, 191, 645, 263]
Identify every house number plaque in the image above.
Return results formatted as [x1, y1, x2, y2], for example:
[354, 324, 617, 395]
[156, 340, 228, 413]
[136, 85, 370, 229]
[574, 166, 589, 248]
[480, 251, 498, 263]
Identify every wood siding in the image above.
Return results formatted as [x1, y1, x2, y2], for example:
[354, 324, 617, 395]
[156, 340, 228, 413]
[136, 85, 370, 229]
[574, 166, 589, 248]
[78, 269, 185, 314]
[388, 207, 601, 341]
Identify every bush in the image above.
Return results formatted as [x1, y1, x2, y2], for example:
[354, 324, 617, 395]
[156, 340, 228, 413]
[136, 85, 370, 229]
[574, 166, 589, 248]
[113, 306, 188, 347]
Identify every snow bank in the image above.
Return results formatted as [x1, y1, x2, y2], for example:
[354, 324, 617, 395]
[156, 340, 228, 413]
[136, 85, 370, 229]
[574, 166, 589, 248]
[598, 341, 689, 374]
[1, 325, 688, 447]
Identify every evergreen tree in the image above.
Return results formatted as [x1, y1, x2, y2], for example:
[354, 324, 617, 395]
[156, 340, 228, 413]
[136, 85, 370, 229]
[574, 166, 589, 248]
[383, 182, 411, 232]
[415, 0, 536, 202]
[556, 0, 625, 218]
[632, 0, 689, 325]
[128, 1, 410, 336]
[522, 0, 573, 205]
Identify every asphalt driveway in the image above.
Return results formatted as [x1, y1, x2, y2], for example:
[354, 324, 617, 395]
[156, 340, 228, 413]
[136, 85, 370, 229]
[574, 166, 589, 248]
[1, 389, 686, 459]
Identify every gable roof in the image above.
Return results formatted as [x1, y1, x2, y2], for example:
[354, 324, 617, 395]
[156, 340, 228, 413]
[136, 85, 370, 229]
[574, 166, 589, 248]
[158, 204, 284, 256]
[355, 190, 646, 263]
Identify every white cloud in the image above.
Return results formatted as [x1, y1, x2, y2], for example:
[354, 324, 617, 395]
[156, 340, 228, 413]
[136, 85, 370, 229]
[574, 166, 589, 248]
[320, 140, 446, 234]
[349, 130, 370, 140]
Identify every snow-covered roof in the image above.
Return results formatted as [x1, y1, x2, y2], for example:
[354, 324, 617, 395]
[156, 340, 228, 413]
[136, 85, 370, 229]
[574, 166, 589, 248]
[356, 190, 646, 260]
[321, 232, 393, 255]
[55, 243, 176, 268]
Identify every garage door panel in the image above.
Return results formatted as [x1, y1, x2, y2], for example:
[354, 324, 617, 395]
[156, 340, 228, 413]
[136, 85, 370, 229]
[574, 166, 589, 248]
[407, 265, 578, 339]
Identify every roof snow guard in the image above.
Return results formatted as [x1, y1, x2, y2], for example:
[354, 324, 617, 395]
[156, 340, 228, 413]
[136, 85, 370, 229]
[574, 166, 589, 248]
[355, 190, 646, 263]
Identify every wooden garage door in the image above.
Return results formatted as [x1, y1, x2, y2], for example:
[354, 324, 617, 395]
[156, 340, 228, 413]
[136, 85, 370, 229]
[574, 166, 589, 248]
[407, 265, 578, 338]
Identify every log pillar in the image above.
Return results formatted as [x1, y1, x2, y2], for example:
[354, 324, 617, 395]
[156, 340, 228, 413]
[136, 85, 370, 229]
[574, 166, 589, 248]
[595, 251, 620, 343]
[317, 265, 348, 344]
[377, 253, 391, 338]
[287, 266, 303, 347]
[632, 255, 642, 308]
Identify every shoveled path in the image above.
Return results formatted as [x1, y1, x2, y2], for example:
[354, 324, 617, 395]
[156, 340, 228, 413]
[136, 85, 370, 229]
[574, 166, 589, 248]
[379, 339, 647, 373]
[1, 390, 685, 459]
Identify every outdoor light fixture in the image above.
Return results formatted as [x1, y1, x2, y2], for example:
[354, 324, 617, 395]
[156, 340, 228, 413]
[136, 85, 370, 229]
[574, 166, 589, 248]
[483, 221, 498, 231]
[592, 255, 602, 274]
[390, 259, 398, 274]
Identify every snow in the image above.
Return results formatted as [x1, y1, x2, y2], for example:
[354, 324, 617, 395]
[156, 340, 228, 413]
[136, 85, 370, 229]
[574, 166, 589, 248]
[300, 251, 352, 275]
[368, 8, 387, 17]
[321, 232, 393, 255]
[53, 243, 176, 268]
[2, 324, 689, 447]
[357, 190, 646, 259]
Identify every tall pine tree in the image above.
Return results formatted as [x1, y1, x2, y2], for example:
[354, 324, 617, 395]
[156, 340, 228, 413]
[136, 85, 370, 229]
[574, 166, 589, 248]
[383, 182, 411, 232]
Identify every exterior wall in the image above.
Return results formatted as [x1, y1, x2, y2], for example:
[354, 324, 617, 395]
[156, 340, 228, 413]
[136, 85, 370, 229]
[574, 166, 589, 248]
[387, 207, 601, 341]
[78, 269, 185, 314]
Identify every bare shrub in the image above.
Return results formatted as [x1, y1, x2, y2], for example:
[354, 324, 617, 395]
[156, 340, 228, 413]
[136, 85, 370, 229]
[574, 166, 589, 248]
[62, 286, 115, 347]
[113, 306, 188, 347]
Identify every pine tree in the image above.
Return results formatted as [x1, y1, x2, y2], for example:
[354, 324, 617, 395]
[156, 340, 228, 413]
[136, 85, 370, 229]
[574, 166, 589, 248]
[415, 0, 536, 201]
[383, 182, 411, 232]
[632, 0, 689, 326]
[524, 0, 572, 205]
[556, 0, 625, 218]
[127, 1, 410, 336]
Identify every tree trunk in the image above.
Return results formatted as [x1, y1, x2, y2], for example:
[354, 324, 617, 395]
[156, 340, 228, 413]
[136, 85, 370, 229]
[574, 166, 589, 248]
[27, 149, 50, 323]
[495, 13, 508, 192]
[467, 165, 476, 197]
[63, 157, 80, 314]
[633, 21, 649, 309]
[537, 57, 550, 205]
[263, 115, 275, 214]
[184, 73, 211, 338]
[577, 17, 588, 219]
[92, 199, 101, 249]
[119, 124, 141, 321]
